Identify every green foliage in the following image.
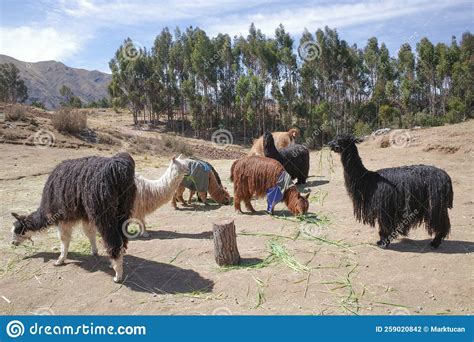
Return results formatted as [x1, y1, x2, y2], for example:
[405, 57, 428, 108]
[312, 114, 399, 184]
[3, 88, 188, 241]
[378, 105, 400, 127]
[353, 121, 372, 136]
[84, 97, 111, 108]
[0, 63, 28, 103]
[31, 101, 46, 109]
[413, 111, 444, 127]
[445, 97, 466, 123]
[59, 85, 82, 108]
[107, 26, 473, 142]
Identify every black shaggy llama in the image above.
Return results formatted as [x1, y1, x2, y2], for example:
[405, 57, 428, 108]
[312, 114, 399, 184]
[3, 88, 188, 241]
[328, 134, 453, 249]
[11, 152, 136, 282]
[263, 131, 310, 184]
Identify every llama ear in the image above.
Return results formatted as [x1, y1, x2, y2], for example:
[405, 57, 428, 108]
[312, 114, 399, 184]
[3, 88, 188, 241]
[355, 137, 363, 144]
[11, 212, 22, 221]
[303, 193, 310, 199]
[177, 154, 183, 160]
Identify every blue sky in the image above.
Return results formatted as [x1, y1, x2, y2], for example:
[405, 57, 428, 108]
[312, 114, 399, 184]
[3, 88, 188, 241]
[0, 0, 472, 73]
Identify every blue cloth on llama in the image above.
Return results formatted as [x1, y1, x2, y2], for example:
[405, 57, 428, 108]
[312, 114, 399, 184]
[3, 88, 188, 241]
[182, 160, 212, 192]
[266, 171, 293, 213]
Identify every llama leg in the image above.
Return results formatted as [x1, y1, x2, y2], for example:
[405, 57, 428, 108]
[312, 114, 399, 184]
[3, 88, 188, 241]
[171, 193, 178, 209]
[111, 253, 124, 283]
[187, 190, 194, 205]
[430, 210, 450, 249]
[199, 192, 208, 205]
[177, 186, 186, 205]
[102, 227, 125, 282]
[244, 199, 256, 213]
[172, 186, 185, 208]
[376, 228, 391, 249]
[82, 222, 98, 256]
[234, 195, 242, 213]
[430, 233, 447, 249]
[55, 223, 73, 266]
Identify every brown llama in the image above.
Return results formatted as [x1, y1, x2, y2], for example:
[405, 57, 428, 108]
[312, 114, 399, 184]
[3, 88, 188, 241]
[248, 128, 300, 156]
[230, 156, 309, 215]
[172, 159, 230, 208]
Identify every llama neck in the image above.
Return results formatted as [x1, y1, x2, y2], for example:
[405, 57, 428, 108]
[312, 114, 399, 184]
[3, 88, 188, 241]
[207, 176, 227, 203]
[283, 186, 299, 215]
[265, 137, 280, 156]
[340, 144, 369, 187]
[151, 165, 183, 196]
[136, 165, 184, 212]
[25, 209, 49, 232]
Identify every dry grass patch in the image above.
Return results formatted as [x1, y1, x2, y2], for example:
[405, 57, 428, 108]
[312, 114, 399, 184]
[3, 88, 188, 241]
[52, 107, 87, 133]
[5, 104, 28, 121]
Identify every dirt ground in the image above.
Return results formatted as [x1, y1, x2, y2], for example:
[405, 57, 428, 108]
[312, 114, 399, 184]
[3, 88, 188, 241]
[0, 111, 472, 315]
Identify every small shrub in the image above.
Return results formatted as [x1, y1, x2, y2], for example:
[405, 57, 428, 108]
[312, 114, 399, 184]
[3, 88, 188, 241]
[5, 104, 27, 121]
[444, 97, 466, 124]
[0, 129, 19, 140]
[378, 105, 398, 127]
[163, 135, 193, 156]
[52, 107, 87, 133]
[413, 112, 444, 127]
[445, 110, 463, 124]
[353, 121, 372, 136]
[379, 136, 390, 148]
[97, 132, 120, 145]
[31, 101, 46, 110]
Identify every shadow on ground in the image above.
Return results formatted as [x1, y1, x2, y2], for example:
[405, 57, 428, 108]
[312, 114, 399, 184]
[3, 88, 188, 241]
[27, 252, 215, 294]
[142, 230, 213, 240]
[389, 238, 474, 254]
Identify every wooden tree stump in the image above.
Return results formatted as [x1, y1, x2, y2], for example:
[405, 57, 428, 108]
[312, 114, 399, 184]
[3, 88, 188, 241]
[213, 219, 240, 266]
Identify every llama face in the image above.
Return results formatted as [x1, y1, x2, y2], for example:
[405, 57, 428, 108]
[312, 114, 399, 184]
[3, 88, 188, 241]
[171, 156, 190, 175]
[263, 132, 274, 147]
[295, 193, 310, 215]
[221, 187, 231, 205]
[328, 134, 363, 153]
[11, 213, 33, 246]
[289, 128, 299, 139]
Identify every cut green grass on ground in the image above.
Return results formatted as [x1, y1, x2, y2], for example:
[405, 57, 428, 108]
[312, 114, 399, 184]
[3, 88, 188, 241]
[310, 190, 329, 206]
[219, 239, 309, 273]
[267, 239, 309, 273]
[252, 277, 266, 309]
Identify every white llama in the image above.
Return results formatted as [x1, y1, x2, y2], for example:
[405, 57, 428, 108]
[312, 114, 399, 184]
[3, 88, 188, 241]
[132, 155, 189, 237]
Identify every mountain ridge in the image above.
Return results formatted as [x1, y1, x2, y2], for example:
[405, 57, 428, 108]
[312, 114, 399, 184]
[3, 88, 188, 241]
[0, 54, 111, 109]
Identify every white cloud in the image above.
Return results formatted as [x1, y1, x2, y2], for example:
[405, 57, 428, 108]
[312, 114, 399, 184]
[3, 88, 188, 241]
[203, 0, 470, 37]
[0, 26, 82, 62]
[0, 0, 470, 69]
[55, 0, 269, 26]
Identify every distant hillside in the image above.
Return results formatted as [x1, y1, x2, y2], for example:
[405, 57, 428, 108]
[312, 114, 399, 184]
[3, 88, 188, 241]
[0, 54, 111, 109]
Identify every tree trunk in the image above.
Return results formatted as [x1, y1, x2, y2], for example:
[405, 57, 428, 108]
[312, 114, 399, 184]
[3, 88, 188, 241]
[213, 219, 240, 266]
